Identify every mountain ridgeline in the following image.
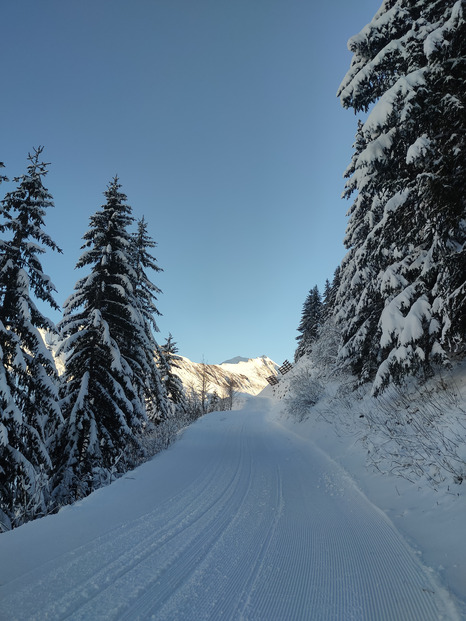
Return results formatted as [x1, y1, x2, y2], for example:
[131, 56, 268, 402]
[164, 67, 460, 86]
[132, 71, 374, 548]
[42, 332, 277, 406]
[173, 356, 278, 401]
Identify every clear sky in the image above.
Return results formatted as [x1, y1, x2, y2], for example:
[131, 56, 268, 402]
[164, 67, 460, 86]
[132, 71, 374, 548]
[2, 0, 381, 365]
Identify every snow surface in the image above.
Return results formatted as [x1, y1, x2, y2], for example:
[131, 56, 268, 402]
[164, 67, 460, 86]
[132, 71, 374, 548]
[0, 393, 462, 620]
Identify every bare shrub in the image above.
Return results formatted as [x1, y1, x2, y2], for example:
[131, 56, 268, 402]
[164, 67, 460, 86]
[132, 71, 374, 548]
[285, 366, 324, 422]
[360, 373, 466, 487]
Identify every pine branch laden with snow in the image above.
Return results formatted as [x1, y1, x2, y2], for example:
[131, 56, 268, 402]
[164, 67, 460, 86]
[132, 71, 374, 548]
[334, 0, 466, 391]
[0, 149, 62, 529]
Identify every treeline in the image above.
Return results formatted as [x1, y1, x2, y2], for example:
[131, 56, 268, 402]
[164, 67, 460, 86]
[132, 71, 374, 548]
[0, 150, 192, 531]
[296, 0, 465, 393]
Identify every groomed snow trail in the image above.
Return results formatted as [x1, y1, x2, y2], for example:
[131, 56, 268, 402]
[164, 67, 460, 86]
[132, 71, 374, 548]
[0, 395, 457, 620]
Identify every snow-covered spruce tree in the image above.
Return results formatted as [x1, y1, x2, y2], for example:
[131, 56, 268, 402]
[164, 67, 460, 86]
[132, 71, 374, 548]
[0, 148, 62, 528]
[322, 266, 341, 322]
[295, 286, 322, 361]
[418, 4, 466, 357]
[335, 0, 465, 392]
[322, 280, 332, 319]
[157, 333, 187, 416]
[54, 177, 146, 503]
[131, 217, 169, 422]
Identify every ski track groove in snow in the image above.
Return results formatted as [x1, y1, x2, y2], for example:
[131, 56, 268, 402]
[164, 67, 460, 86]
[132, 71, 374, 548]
[115, 426, 256, 620]
[0, 398, 459, 620]
[2, 424, 252, 620]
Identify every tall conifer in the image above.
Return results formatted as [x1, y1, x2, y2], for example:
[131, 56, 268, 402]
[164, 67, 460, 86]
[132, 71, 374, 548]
[130, 217, 169, 420]
[55, 177, 145, 502]
[295, 286, 322, 361]
[336, 0, 465, 391]
[158, 334, 187, 415]
[0, 148, 62, 527]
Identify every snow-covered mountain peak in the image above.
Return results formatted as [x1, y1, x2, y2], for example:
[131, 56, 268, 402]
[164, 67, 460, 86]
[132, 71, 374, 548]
[174, 355, 278, 399]
[220, 356, 250, 365]
[38, 327, 278, 401]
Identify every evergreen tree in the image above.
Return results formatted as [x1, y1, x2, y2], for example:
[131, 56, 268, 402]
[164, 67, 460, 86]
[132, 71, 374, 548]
[131, 217, 169, 421]
[158, 333, 187, 415]
[335, 0, 465, 392]
[0, 148, 62, 528]
[322, 280, 332, 318]
[132, 217, 162, 333]
[415, 4, 466, 357]
[55, 177, 145, 502]
[295, 286, 322, 361]
[322, 267, 341, 321]
[208, 391, 221, 413]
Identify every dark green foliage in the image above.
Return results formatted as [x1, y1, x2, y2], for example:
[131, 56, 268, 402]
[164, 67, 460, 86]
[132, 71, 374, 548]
[335, 0, 466, 392]
[322, 267, 341, 321]
[55, 177, 146, 502]
[158, 334, 187, 414]
[0, 148, 62, 528]
[295, 286, 322, 361]
[130, 218, 169, 421]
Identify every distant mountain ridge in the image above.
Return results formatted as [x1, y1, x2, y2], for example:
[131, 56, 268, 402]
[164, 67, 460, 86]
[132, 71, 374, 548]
[220, 356, 250, 365]
[173, 355, 278, 399]
[39, 329, 278, 401]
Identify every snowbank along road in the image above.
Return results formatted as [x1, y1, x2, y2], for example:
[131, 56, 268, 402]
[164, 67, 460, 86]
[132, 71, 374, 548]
[0, 394, 459, 620]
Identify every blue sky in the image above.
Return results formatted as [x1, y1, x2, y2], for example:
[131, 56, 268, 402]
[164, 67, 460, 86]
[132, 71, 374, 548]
[2, 0, 381, 365]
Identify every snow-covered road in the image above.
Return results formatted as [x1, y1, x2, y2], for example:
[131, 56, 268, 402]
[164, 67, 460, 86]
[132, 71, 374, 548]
[0, 395, 458, 620]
